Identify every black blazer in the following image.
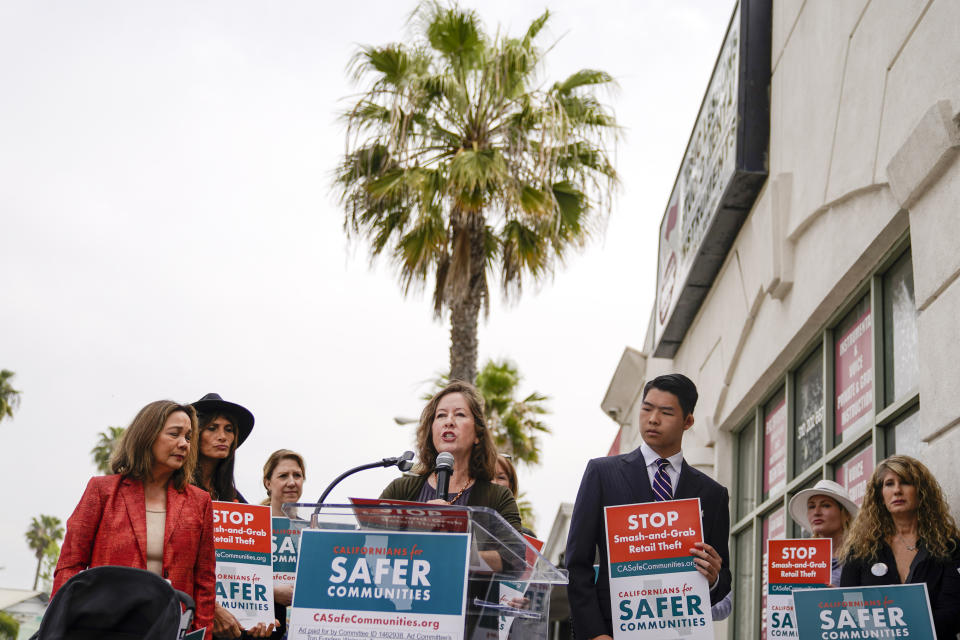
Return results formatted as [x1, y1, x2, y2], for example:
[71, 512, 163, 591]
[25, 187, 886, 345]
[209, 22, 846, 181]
[840, 540, 960, 640]
[565, 447, 732, 640]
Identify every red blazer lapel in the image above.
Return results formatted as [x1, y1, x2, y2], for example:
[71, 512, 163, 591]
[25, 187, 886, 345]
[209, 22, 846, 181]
[164, 483, 187, 552]
[119, 478, 148, 567]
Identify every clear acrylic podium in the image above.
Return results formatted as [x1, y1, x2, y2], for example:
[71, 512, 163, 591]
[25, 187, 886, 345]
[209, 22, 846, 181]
[283, 502, 568, 640]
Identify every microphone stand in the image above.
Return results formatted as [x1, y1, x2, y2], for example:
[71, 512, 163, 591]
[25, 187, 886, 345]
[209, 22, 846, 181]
[313, 451, 414, 516]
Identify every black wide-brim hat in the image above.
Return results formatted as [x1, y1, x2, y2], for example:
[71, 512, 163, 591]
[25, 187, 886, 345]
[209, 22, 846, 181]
[191, 393, 255, 447]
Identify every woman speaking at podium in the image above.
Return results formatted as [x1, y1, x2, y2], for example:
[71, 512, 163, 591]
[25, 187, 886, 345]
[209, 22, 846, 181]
[380, 380, 521, 533]
[52, 400, 216, 635]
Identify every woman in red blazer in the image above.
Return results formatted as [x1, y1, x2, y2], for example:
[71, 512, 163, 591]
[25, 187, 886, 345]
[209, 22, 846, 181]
[52, 400, 216, 634]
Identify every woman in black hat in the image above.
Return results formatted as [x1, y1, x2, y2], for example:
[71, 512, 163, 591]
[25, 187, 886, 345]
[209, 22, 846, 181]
[191, 393, 275, 639]
[191, 393, 254, 503]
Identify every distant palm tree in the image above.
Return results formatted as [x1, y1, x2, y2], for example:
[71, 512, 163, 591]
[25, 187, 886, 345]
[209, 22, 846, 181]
[476, 359, 550, 465]
[0, 369, 21, 423]
[25, 515, 64, 590]
[338, 2, 618, 383]
[0, 611, 19, 640]
[91, 426, 126, 474]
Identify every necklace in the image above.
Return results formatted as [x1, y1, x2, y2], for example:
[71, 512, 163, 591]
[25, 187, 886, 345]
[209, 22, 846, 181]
[897, 535, 918, 551]
[438, 474, 473, 504]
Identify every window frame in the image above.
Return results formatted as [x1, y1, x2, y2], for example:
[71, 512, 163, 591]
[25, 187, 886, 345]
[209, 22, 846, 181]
[730, 236, 918, 639]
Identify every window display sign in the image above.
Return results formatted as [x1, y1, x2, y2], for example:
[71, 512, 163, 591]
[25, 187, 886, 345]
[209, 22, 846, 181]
[835, 447, 874, 507]
[764, 397, 787, 497]
[835, 309, 873, 436]
[792, 584, 936, 640]
[653, 0, 771, 357]
[604, 498, 713, 640]
[794, 352, 824, 474]
[765, 539, 831, 640]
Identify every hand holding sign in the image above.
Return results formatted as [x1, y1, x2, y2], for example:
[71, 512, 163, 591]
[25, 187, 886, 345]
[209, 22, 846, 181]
[689, 542, 721, 586]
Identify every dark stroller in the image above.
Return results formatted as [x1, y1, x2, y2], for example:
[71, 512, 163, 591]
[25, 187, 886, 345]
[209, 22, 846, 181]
[32, 566, 196, 640]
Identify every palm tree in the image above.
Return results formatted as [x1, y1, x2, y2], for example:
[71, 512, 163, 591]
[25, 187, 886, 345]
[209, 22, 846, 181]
[475, 359, 550, 465]
[428, 358, 551, 465]
[0, 611, 19, 640]
[25, 514, 64, 590]
[0, 369, 21, 423]
[338, 2, 618, 383]
[91, 426, 126, 474]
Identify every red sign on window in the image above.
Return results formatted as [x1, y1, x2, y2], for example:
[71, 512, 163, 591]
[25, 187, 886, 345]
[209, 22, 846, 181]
[835, 310, 873, 435]
[764, 398, 787, 496]
[835, 446, 874, 507]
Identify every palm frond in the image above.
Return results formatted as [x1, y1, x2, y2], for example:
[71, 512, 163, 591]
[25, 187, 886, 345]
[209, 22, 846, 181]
[553, 68, 616, 95]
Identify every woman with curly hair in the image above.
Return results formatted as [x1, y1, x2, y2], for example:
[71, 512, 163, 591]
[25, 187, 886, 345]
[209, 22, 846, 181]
[840, 455, 960, 638]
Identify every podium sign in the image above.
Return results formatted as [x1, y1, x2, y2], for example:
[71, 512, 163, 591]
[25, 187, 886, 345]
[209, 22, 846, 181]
[288, 528, 470, 640]
[213, 502, 275, 627]
[604, 498, 712, 639]
[792, 584, 936, 640]
[765, 539, 831, 639]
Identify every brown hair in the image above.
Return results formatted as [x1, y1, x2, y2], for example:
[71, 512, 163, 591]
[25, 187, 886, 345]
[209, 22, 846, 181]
[496, 455, 519, 497]
[191, 412, 240, 501]
[262, 449, 306, 497]
[840, 455, 959, 561]
[414, 380, 497, 481]
[111, 400, 198, 491]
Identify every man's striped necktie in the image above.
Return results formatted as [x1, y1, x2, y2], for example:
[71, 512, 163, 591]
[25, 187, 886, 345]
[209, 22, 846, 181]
[653, 458, 673, 501]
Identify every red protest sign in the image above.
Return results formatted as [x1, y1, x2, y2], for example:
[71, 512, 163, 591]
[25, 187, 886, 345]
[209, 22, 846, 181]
[767, 538, 832, 585]
[604, 498, 704, 563]
[349, 497, 469, 533]
[212, 502, 272, 554]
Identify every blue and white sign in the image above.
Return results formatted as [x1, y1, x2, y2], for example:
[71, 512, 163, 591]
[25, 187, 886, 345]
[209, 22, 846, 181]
[288, 529, 470, 640]
[272, 517, 306, 588]
[792, 584, 936, 640]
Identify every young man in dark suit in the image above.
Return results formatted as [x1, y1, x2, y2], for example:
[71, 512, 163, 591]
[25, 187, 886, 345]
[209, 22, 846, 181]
[565, 373, 732, 640]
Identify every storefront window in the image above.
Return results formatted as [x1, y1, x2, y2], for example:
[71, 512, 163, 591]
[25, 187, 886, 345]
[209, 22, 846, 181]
[834, 443, 874, 507]
[885, 406, 924, 458]
[760, 508, 785, 640]
[794, 348, 824, 475]
[734, 525, 755, 638]
[763, 393, 787, 500]
[883, 251, 919, 405]
[834, 296, 873, 440]
[738, 420, 757, 518]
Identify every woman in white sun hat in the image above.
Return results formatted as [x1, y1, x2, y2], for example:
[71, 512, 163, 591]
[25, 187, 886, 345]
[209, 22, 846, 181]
[788, 479, 859, 586]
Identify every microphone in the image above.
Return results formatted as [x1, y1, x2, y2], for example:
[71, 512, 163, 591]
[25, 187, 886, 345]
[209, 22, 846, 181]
[435, 452, 454, 501]
[382, 450, 415, 472]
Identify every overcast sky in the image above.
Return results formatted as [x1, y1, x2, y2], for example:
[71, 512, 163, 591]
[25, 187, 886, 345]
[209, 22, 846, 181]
[0, 0, 733, 589]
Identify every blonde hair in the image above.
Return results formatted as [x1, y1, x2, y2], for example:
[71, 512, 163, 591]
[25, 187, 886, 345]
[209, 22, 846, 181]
[262, 449, 306, 497]
[414, 380, 497, 481]
[111, 401, 198, 491]
[840, 455, 959, 561]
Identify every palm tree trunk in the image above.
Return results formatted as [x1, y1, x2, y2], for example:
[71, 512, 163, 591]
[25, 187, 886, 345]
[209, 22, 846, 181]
[33, 554, 41, 591]
[448, 221, 486, 383]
